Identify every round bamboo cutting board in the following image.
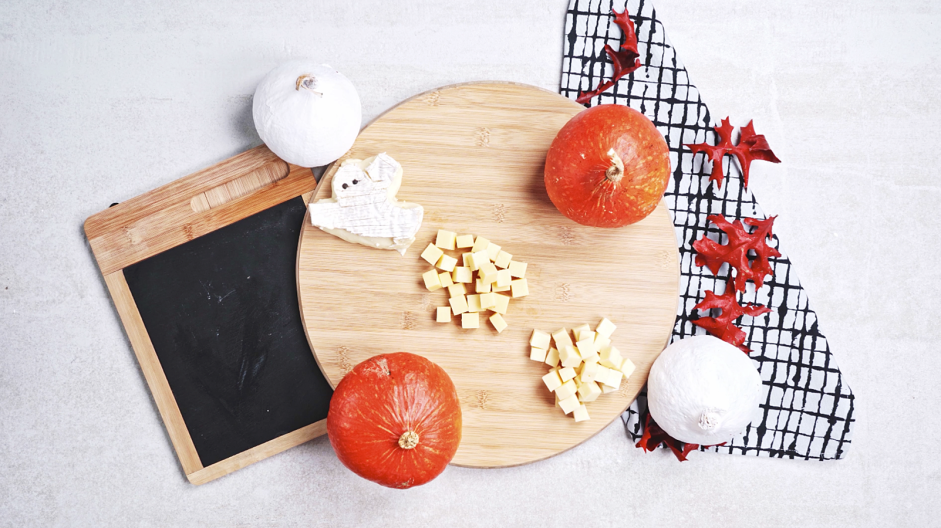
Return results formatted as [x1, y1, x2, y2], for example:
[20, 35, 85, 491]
[297, 82, 679, 468]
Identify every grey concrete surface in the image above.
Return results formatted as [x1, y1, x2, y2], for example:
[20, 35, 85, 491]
[1, 0, 938, 525]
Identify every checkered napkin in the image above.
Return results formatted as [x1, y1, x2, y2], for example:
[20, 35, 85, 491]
[559, 0, 855, 459]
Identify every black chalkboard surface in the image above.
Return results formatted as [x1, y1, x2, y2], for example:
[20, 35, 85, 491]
[124, 197, 332, 467]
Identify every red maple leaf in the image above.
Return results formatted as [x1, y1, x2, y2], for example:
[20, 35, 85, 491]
[576, 8, 642, 104]
[686, 118, 781, 188]
[692, 278, 771, 352]
[635, 412, 727, 461]
[693, 214, 781, 292]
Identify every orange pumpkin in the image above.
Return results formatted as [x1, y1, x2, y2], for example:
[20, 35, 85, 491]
[326, 352, 462, 489]
[544, 104, 671, 227]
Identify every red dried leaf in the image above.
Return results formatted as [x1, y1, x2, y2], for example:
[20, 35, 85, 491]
[635, 412, 727, 461]
[693, 214, 781, 292]
[576, 8, 642, 104]
[686, 118, 781, 188]
[692, 278, 771, 352]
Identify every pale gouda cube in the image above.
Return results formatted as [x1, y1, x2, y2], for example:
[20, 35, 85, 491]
[552, 328, 573, 349]
[558, 366, 577, 382]
[577, 380, 602, 402]
[486, 242, 501, 261]
[556, 380, 578, 401]
[436, 254, 457, 272]
[475, 278, 491, 293]
[601, 384, 619, 394]
[619, 358, 636, 378]
[603, 368, 623, 388]
[599, 345, 623, 369]
[448, 283, 467, 298]
[596, 317, 617, 338]
[438, 272, 454, 288]
[578, 359, 600, 383]
[422, 269, 442, 291]
[436, 307, 451, 323]
[471, 236, 490, 253]
[490, 313, 508, 334]
[456, 234, 475, 248]
[594, 365, 613, 384]
[572, 324, 591, 341]
[530, 329, 552, 350]
[452, 266, 473, 283]
[494, 250, 513, 269]
[496, 269, 512, 287]
[542, 369, 563, 392]
[478, 260, 499, 284]
[576, 338, 598, 360]
[510, 279, 529, 298]
[466, 294, 481, 312]
[449, 295, 468, 315]
[462, 312, 479, 329]
[544, 347, 560, 367]
[473, 250, 490, 270]
[492, 282, 511, 292]
[573, 403, 590, 422]
[463, 252, 478, 271]
[435, 229, 457, 250]
[559, 345, 582, 368]
[420, 243, 444, 265]
[479, 292, 496, 309]
[579, 330, 596, 344]
[507, 260, 527, 278]
[593, 333, 610, 351]
[530, 347, 548, 362]
[491, 293, 510, 315]
[558, 393, 580, 415]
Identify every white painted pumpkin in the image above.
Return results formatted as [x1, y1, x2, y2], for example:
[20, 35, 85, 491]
[647, 335, 763, 445]
[252, 61, 361, 168]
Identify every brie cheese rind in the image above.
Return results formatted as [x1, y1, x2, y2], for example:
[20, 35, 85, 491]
[309, 153, 424, 255]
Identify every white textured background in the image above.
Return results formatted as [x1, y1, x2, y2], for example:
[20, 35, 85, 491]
[1, 0, 938, 525]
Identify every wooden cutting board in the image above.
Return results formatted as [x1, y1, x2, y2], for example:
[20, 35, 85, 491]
[297, 82, 679, 467]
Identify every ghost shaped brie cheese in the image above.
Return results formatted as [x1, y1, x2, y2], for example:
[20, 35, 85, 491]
[308, 153, 423, 255]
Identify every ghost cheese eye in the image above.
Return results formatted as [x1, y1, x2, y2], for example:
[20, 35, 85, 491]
[352, 179, 359, 185]
[342, 183, 349, 189]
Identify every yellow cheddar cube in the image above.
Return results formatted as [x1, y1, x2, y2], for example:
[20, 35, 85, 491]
[558, 393, 580, 415]
[507, 260, 527, 278]
[448, 283, 467, 298]
[573, 403, 590, 422]
[489, 313, 508, 334]
[577, 380, 602, 402]
[452, 266, 473, 283]
[552, 328, 573, 349]
[449, 295, 468, 315]
[422, 269, 442, 291]
[544, 347, 560, 367]
[438, 272, 454, 288]
[492, 282, 511, 292]
[478, 260, 499, 284]
[572, 324, 591, 341]
[542, 369, 563, 392]
[462, 312, 479, 329]
[473, 250, 490, 269]
[619, 357, 636, 378]
[463, 252, 478, 271]
[578, 359, 600, 383]
[475, 278, 491, 293]
[456, 234, 475, 248]
[530, 347, 548, 362]
[436, 307, 451, 323]
[496, 269, 512, 287]
[530, 329, 552, 350]
[435, 229, 457, 250]
[576, 338, 598, 360]
[559, 366, 577, 382]
[599, 345, 623, 369]
[596, 317, 617, 338]
[471, 236, 490, 253]
[491, 293, 510, 315]
[559, 345, 582, 368]
[486, 242, 501, 261]
[556, 379, 578, 401]
[421, 243, 444, 266]
[510, 279, 529, 298]
[466, 294, 481, 312]
[479, 292, 496, 309]
[436, 254, 457, 272]
[494, 250, 513, 269]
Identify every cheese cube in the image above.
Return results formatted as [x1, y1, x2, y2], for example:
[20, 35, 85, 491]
[559, 345, 582, 368]
[478, 260, 499, 284]
[558, 393, 580, 415]
[573, 376, 582, 389]
[544, 347, 560, 367]
[572, 324, 591, 341]
[435, 229, 457, 250]
[593, 333, 610, 351]
[573, 404, 590, 422]
[466, 294, 481, 312]
[463, 252, 478, 271]
[486, 242, 501, 261]
[438, 272, 454, 288]
[471, 236, 490, 253]
[530, 330, 552, 350]
[594, 365, 613, 384]
[552, 328, 573, 349]
[489, 313, 508, 334]
[601, 384, 619, 394]
[491, 293, 510, 315]
[558, 366, 577, 382]
[494, 250, 513, 269]
[507, 260, 527, 278]
[578, 359, 600, 383]
[603, 368, 624, 388]
[510, 279, 529, 298]
[456, 234, 475, 248]
[436, 254, 457, 272]
[420, 243, 444, 265]
[577, 380, 602, 402]
[435, 307, 451, 323]
[475, 278, 491, 293]
[579, 330, 596, 344]
[473, 250, 490, 269]
[542, 369, 563, 392]
[492, 282, 511, 292]
[599, 345, 623, 369]
[496, 269, 512, 287]
[619, 358, 636, 378]
[596, 317, 617, 338]
[422, 269, 442, 291]
[452, 266, 473, 283]
[448, 283, 467, 298]
[449, 295, 468, 315]
[462, 312, 479, 329]
[556, 379, 578, 400]
[575, 338, 598, 360]
[479, 292, 496, 309]
[530, 347, 548, 362]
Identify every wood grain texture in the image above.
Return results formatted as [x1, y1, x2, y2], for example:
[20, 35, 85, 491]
[297, 82, 679, 468]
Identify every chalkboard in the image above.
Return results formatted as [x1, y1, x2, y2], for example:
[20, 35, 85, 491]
[124, 197, 332, 467]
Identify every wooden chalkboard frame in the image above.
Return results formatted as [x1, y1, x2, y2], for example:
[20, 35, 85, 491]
[85, 145, 321, 485]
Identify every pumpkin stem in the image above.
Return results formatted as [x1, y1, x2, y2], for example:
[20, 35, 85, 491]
[605, 148, 625, 184]
[398, 431, 420, 449]
[295, 74, 324, 97]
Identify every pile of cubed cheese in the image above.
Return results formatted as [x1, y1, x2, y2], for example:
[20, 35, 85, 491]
[420, 229, 529, 333]
[531, 318, 636, 422]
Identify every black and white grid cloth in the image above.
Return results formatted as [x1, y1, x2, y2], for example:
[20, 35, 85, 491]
[560, 0, 855, 460]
